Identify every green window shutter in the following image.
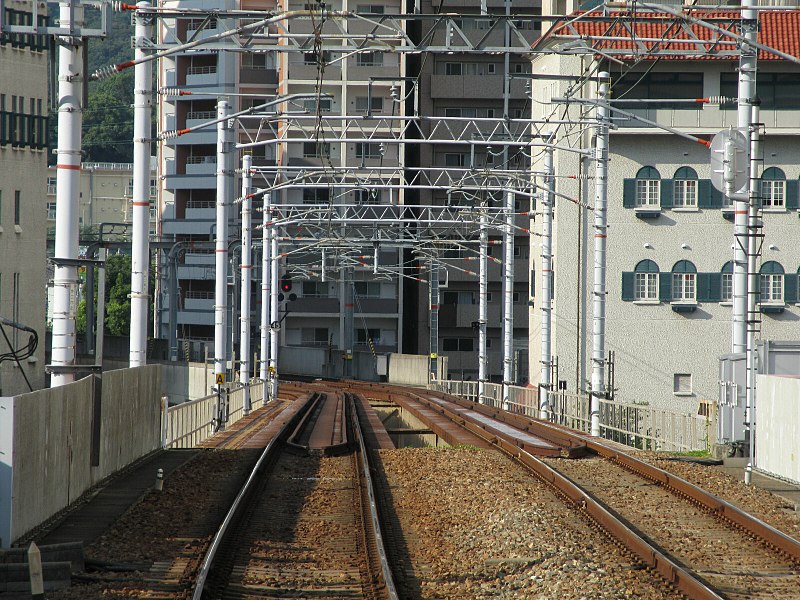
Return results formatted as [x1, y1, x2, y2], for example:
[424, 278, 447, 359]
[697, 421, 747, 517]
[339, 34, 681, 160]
[622, 272, 634, 301]
[659, 272, 672, 302]
[660, 180, 673, 208]
[697, 179, 723, 208]
[697, 272, 721, 302]
[623, 179, 636, 208]
[786, 180, 799, 210]
[785, 274, 798, 304]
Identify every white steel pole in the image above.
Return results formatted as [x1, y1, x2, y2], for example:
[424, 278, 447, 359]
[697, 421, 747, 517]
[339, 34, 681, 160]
[539, 141, 555, 419]
[590, 73, 611, 437]
[269, 219, 279, 400]
[259, 192, 271, 402]
[478, 207, 488, 403]
[214, 100, 233, 415]
[745, 103, 761, 485]
[732, 0, 758, 355]
[51, 2, 84, 387]
[129, 1, 153, 368]
[501, 188, 515, 410]
[240, 155, 253, 414]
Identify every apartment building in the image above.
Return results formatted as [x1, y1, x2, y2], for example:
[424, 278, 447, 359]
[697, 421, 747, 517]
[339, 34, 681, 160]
[157, 0, 244, 350]
[528, 10, 800, 411]
[0, 0, 48, 395]
[45, 162, 158, 239]
[274, 0, 405, 376]
[156, 0, 404, 374]
[413, 0, 541, 382]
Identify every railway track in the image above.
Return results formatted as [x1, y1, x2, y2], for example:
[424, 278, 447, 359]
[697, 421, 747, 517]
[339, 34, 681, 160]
[191, 391, 398, 600]
[338, 382, 800, 599]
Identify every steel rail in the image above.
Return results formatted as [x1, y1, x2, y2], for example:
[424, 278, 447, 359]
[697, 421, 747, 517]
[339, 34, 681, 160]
[347, 392, 400, 600]
[424, 387, 800, 561]
[190, 392, 319, 600]
[390, 388, 724, 600]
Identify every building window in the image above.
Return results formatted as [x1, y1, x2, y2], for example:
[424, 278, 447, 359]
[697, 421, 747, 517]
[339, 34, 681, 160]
[14, 191, 20, 225]
[302, 281, 328, 297]
[242, 53, 271, 70]
[720, 72, 800, 110]
[47, 202, 57, 220]
[634, 259, 659, 301]
[444, 107, 476, 118]
[356, 51, 383, 67]
[357, 4, 384, 13]
[444, 153, 466, 167]
[302, 97, 332, 113]
[673, 373, 692, 395]
[759, 261, 784, 304]
[761, 167, 786, 209]
[356, 328, 381, 344]
[673, 166, 698, 208]
[614, 72, 703, 110]
[721, 261, 733, 302]
[635, 166, 660, 207]
[355, 96, 383, 112]
[302, 141, 330, 158]
[442, 338, 474, 352]
[47, 177, 57, 195]
[355, 189, 381, 205]
[671, 260, 697, 302]
[303, 50, 331, 65]
[356, 142, 382, 159]
[301, 328, 329, 346]
[445, 63, 462, 76]
[302, 188, 330, 204]
[354, 281, 381, 298]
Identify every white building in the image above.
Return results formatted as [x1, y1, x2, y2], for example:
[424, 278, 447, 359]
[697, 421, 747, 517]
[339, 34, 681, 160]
[528, 9, 800, 412]
[0, 0, 48, 395]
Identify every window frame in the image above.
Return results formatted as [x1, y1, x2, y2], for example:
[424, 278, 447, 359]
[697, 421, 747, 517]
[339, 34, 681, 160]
[633, 259, 659, 302]
[635, 167, 661, 208]
[761, 167, 787, 210]
[673, 167, 698, 209]
[671, 260, 697, 303]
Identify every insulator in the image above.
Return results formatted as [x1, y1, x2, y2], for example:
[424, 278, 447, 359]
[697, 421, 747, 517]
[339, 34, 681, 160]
[159, 87, 191, 97]
[92, 64, 120, 80]
[159, 130, 180, 140]
[706, 96, 734, 106]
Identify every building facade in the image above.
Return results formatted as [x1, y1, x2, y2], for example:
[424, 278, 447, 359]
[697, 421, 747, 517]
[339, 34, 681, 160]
[413, 0, 541, 382]
[528, 10, 800, 411]
[0, 0, 48, 395]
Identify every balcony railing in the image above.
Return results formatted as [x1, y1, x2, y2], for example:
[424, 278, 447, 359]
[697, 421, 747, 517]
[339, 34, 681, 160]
[187, 65, 217, 75]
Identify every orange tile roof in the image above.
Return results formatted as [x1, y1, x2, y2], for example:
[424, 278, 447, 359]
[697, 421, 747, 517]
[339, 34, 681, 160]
[539, 9, 800, 61]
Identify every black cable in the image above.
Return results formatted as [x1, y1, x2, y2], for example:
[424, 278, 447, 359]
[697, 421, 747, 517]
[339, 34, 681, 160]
[0, 319, 37, 392]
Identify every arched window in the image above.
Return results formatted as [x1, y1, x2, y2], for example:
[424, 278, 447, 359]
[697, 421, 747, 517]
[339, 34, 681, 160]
[634, 259, 659, 301]
[673, 167, 698, 208]
[636, 166, 661, 208]
[721, 261, 734, 302]
[760, 261, 784, 303]
[761, 167, 786, 208]
[672, 260, 697, 302]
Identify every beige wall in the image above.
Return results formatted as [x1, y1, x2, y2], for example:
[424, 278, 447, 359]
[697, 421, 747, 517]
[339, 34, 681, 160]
[2, 365, 162, 546]
[0, 0, 48, 396]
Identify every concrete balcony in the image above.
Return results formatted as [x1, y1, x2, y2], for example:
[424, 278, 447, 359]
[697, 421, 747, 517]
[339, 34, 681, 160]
[288, 297, 340, 313]
[186, 67, 219, 88]
[177, 264, 215, 280]
[185, 207, 216, 221]
[176, 308, 214, 326]
[164, 173, 217, 190]
[185, 156, 216, 175]
[429, 75, 528, 100]
[185, 252, 215, 265]
[184, 296, 214, 312]
[612, 106, 800, 134]
[161, 218, 214, 236]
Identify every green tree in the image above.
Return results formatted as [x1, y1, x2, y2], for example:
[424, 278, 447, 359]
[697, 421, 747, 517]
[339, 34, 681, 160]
[77, 254, 155, 339]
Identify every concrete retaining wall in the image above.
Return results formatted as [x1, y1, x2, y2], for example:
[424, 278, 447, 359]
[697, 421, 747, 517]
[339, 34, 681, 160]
[756, 375, 800, 484]
[388, 353, 447, 386]
[0, 366, 163, 547]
